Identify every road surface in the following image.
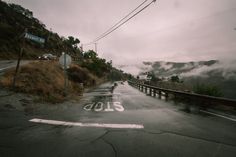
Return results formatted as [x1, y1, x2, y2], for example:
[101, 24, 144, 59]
[0, 60, 31, 74]
[0, 82, 236, 157]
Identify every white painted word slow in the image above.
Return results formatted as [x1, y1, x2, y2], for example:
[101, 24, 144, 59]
[83, 102, 124, 112]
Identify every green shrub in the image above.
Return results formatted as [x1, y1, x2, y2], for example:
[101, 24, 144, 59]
[193, 83, 223, 97]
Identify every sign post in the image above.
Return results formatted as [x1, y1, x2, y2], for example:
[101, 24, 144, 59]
[12, 29, 27, 88]
[12, 30, 45, 88]
[59, 52, 72, 96]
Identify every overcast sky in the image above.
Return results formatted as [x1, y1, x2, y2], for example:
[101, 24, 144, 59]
[7, 0, 236, 73]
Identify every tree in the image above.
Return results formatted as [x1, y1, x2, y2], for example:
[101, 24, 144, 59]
[170, 75, 180, 83]
[147, 72, 160, 82]
[83, 50, 98, 59]
[65, 36, 80, 50]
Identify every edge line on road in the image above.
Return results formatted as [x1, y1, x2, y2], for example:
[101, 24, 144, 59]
[29, 118, 144, 129]
[200, 110, 236, 122]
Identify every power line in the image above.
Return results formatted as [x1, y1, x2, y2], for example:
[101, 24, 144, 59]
[84, 0, 156, 45]
[93, 0, 149, 42]
[92, 0, 156, 43]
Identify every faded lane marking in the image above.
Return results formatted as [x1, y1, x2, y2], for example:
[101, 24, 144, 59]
[200, 110, 236, 122]
[29, 118, 144, 129]
[0, 67, 8, 71]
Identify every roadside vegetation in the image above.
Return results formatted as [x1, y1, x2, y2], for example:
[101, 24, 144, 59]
[0, 59, 130, 103]
[1, 62, 79, 103]
[0, 0, 82, 59]
[193, 83, 223, 97]
[0, 1, 132, 103]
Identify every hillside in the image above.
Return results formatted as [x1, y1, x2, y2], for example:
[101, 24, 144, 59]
[141, 60, 219, 77]
[135, 60, 236, 99]
[0, 0, 81, 59]
[0, 1, 132, 102]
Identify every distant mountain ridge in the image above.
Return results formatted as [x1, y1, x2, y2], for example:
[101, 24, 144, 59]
[141, 60, 219, 77]
[138, 60, 236, 99]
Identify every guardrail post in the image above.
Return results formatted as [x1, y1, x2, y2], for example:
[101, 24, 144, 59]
[149, 88, 152, 96]
[158, 91, 161, 99]
[165, 92, 169, 101]
[153, 89, 156, 97]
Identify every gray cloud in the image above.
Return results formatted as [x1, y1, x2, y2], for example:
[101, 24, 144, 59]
[180, 60, 236, 80]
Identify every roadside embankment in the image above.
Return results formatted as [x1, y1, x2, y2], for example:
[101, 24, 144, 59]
[0, 61, 104, 103]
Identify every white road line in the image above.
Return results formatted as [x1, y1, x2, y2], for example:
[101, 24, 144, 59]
[0, 67, 8, 71]
[29, 118, 144, 129]
[200, 110, 236, 122]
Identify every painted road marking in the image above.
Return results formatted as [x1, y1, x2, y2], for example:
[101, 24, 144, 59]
[104, 102, 114, 112]
[200, 110, 236, 122]
[83, 101, 124, 112]
[29, 118, 144, 129]
[0, 67, 8, 71]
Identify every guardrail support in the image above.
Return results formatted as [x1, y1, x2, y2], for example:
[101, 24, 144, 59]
[149, 88, 152, 96]
[153, 90, 156, 97]
[165, 92, 169, 101]
[158, 91, 161, 99]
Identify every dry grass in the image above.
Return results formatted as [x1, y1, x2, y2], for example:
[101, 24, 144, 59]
[0, 61, 89, 103]
[67, 64, 101, 86]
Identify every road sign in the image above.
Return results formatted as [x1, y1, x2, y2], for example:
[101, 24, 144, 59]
[24, 33, 45, 44]
[59, 53, 72, 69]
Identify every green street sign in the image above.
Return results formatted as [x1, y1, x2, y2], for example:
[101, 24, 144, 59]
[24, 33, 45, 44]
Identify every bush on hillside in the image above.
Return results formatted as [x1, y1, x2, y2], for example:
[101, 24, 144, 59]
[67, 64, 98, 86]
[193, 83, 223, 97]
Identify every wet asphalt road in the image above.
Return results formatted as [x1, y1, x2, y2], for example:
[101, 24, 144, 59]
[0, 60, 31, 75]
[0, 82, 236, 157]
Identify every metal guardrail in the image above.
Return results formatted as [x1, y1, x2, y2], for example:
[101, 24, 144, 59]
[128, 81, 236, 107]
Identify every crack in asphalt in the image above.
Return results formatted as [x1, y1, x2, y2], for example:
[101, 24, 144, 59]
[102, 138, 118, 157]
[140, 129, 236, 148]
[90, 130, 109, 143]
[111, 128, 236, 148]
[91, 129, 235, 151]
[90, 130, 118, 157]
[141, 129, 165, 135]
[160, 130, 236, 147]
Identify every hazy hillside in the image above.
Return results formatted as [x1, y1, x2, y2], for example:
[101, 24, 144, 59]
[137, 60, 236, 99]
[141, 60, 219, 77]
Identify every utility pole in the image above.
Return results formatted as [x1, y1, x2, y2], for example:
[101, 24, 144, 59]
[80, 44, 84, 52]
[95, 43, 97, 53]
[63, 52, 67, 96]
